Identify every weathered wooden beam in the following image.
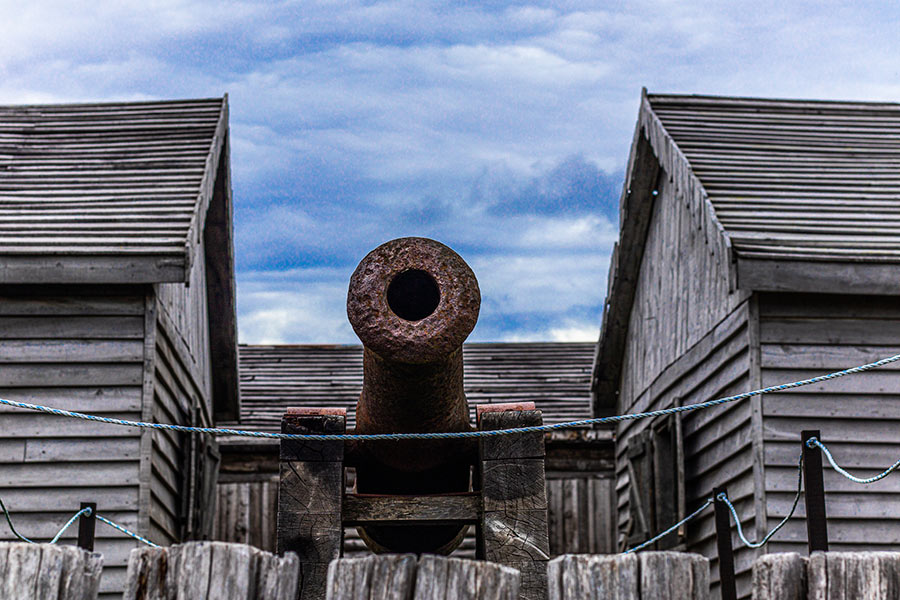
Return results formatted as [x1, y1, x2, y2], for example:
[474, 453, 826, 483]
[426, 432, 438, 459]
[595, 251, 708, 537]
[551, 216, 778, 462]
[0, 542, 103, 600]
[342, 494, 480, 525]
[123, 541, 299, 599]
[326, 554, 520, 600]
[751, 553, 807, 600]
[277, 408, 345, 600]
[548, 552, 709, 600]
[478, 408, 550, 600]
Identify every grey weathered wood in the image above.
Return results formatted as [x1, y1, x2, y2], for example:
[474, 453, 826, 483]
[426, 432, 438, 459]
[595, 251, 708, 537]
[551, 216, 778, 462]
[123, 541, 298, 600]
[342, 493, 480, 525]
[414, 555, 520, 600]
[548, 552, 708, 600]
[326, 554, 417, 600]
[751, 553, 806, 600]
[277, 410, 345, 600]
[806, 552, 900, 600]
[479, 409, 550, 600]
[0, 542, 103, 600]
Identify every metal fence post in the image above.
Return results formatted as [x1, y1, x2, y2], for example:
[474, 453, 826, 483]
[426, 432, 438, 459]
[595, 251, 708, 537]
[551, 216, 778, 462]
[802, 430, 829, 552]
[77, 502, 97, 551]
[713, 486, 737, 600]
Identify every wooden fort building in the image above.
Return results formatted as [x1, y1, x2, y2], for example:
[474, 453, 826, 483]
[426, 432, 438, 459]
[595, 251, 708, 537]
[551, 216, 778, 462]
[594, 91, 900, 598]
[215, 342, 615, 558]
[0, 98, 239, 597]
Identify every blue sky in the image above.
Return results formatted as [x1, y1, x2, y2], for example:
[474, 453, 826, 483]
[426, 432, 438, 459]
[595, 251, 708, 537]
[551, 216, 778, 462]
[2, 1, 899, 343]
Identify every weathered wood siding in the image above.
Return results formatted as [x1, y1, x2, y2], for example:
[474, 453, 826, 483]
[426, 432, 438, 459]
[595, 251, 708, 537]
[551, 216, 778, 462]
[148, 232, 216, 546]
[619, 165, 746, 413]
[0, 288, 146, 598]
[614, 159, 756, 597]
[214, 478, 279, 552]
[546, 474, 615, 555]
[617, 302, 756, 598]
[758, 293, 900, 556]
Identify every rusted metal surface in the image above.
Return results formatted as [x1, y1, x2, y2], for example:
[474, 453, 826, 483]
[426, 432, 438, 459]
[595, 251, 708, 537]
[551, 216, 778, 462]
[346, 237, 480, 554]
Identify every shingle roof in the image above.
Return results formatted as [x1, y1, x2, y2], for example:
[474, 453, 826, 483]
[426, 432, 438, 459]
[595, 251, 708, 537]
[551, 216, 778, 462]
[0, 97, 227, 283]
[647, 93, 900, 262]
[225, 342, 595, 431]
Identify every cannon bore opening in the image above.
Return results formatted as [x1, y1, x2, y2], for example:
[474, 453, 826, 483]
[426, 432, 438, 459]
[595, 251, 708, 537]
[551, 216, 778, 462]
[387, 269, 440, 321]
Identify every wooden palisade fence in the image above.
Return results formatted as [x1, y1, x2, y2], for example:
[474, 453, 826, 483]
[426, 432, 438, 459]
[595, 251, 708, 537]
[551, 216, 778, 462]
[752, 551, 900, 600]
[548, 552, 709, 599]
[326, 554, 520, 599]
[0, 542, 103, 600]
[123, 541, 299, 600]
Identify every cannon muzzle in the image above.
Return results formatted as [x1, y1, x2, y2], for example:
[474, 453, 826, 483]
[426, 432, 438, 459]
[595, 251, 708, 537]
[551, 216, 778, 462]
[347, 237, 480, 554]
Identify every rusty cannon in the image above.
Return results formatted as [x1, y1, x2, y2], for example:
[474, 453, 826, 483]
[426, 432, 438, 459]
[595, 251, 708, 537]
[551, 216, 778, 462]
[346, 237, 481, 554]
[276, 237, 551, 600]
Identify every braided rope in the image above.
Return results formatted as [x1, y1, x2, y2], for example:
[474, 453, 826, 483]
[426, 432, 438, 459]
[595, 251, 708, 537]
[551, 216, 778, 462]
[0, 497, 91, 545]
[0, 352, 897, 441]
[623, 497, 713, 554]
[718, 453, 803, 549]
[809, 438, 900, 485]
[96, 515, 159, 548]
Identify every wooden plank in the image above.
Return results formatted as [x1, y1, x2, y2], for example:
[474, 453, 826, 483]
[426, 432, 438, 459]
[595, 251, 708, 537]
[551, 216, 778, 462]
[0, 414, 142, 438]
[737, 258, 900, 296]
[23, 438, 140, 462]
[0, 256, 185, 284]
[0, 315, 143, 338]
[0, 339, 143, 362]
[0, 363, 143, 386]
[342, 494, 480, 525]
[0, 294, 144, 316]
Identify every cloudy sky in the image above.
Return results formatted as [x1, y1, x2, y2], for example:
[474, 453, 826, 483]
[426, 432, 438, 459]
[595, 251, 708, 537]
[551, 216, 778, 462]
[2, 2, 898, 344]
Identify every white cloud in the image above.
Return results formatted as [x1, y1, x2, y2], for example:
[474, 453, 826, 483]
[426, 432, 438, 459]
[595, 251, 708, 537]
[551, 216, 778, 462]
[5, 0, 900, 344]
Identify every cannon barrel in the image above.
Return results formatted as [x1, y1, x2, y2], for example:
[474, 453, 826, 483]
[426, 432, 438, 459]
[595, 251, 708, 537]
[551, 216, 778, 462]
[346, 237, 480, 554]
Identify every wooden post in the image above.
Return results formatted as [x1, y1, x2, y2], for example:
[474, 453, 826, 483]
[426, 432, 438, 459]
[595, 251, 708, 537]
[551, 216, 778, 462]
[477, 403, 550, 600]
[124, 541, 299, 599]
[801, 430, 828, 553]
[0, 542, 103, 600]
[326, 554, 520, 600]
[751, 553, 807, 600]
[808, 552, 900, 599]
[277, 407, 346, 600]
[713, 486, 737, 600]
[77, 502, 97, 552]
[547, 552, 709, 599]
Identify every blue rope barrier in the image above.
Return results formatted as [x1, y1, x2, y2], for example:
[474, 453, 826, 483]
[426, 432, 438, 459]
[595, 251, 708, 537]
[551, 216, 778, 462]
[96, 514, 159, 548]
[0, 352, 897, 441]
[809, 437, 900, 485]
[717, 453, 804, 549]
[0, 497, 91, 545]
[623, 497, 713, 554]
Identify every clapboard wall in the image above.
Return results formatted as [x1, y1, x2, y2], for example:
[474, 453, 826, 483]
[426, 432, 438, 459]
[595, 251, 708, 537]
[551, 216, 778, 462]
[758, 293, 900, 555]
[0, 96, 238, 599]
[0, 287, 146, 597]
[596, 91, 900, 600]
